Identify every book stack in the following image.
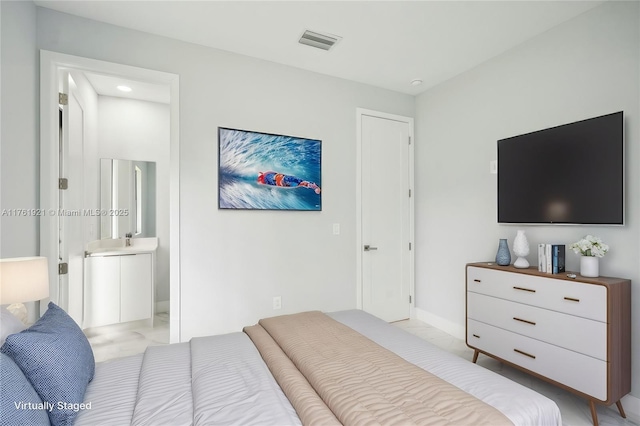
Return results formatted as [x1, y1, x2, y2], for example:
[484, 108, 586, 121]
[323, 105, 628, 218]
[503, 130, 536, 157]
[537, 244, 565, 274]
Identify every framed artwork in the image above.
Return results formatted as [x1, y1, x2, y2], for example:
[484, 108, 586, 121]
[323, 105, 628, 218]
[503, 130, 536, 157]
[218, 127, 322, 210]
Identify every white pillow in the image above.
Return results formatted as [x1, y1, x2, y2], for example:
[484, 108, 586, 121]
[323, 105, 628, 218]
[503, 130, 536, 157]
[0, 306, 26, 346]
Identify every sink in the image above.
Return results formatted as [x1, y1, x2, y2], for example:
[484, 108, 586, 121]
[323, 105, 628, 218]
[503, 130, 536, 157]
[86, 237, 158, 256]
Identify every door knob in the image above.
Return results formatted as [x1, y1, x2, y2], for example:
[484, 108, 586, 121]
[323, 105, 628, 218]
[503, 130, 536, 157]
[364, 245, 378, 251]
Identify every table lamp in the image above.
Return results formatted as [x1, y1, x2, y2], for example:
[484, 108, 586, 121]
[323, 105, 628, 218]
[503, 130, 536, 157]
[0, 257, 50, 322]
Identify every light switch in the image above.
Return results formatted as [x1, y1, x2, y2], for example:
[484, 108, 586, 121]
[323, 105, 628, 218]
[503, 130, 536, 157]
[490, 160, 498, 174]
[333, 223, 340, 235]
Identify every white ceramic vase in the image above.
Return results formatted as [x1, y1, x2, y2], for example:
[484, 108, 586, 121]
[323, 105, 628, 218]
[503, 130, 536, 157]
[580, 256, 599, 277]
[512, 230, 530, 268]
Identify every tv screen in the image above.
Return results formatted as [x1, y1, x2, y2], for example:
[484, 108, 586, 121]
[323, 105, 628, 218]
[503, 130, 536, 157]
[497, 111, 623, 225]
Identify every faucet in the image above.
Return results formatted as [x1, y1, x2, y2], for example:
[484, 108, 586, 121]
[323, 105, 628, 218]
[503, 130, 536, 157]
[125, 233, 132, 247]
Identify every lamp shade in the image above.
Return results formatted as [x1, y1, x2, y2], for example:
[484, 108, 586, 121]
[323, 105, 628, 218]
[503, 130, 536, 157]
[0, 257, 50, 304]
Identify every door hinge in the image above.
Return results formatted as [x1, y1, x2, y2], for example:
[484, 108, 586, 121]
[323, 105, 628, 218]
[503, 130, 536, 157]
[409, 189, 411, 198]
[58, 263, 68, 275]
[409, 295, 412, 303]
[59, 92, 68, 106]
[408, 136, 412, 145]
[58, 178, 68, 190]
[409, 242, 412, 250]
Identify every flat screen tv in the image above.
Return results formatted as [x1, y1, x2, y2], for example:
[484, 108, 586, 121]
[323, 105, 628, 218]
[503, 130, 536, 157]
[497, 111, 623, 225]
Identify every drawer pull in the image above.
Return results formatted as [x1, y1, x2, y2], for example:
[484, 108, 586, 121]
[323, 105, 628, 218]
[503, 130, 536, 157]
[472, 334, 480, 339]
[473, 279, 481, 283]
[514, 348, 536, 359]
[513, 286, 536, 293]
[564, 297, 580, 302]
[513, 317, 536, 326]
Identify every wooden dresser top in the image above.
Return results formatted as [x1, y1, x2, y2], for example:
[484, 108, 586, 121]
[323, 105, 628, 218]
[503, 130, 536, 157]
[467, 262, 630, 287]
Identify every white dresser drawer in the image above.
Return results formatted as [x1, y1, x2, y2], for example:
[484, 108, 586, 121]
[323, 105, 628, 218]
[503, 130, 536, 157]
[467, 319, 607, 401]
[467, 292, 607, 360]
[467, 266, 607, 322]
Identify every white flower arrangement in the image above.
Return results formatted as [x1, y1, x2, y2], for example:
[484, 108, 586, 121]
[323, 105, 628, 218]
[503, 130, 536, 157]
[569, 235, 609, 258]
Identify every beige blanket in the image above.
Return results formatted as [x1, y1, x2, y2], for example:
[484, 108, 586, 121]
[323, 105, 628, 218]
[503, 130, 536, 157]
[246, 311, 513, 426]
[243, 324, 341, 426]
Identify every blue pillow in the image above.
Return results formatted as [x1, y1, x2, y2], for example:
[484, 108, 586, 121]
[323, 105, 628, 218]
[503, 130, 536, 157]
[0, 353, 50, 425]
[0, 302, 94, 426]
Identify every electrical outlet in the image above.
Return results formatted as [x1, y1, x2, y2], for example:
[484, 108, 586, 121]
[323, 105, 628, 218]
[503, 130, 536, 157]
[333, 223, 340, 235]
[273, 296, 282, 310]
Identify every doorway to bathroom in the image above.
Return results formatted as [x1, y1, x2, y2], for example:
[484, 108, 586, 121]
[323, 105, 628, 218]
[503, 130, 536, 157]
[40, 50, 181, 344]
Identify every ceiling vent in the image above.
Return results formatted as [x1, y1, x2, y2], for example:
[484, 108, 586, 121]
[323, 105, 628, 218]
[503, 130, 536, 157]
[298, 30, 341, 51]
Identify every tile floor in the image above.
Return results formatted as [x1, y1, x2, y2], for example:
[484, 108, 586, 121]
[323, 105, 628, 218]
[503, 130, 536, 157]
[87, 314, 637, 426]
[84, 312, 170, 363]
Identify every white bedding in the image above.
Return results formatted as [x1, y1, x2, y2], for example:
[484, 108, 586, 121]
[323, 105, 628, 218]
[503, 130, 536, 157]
[131, 342, 193, 425]
[75, 353, 143, 425]
[75, 333, 301, 426]
[189, 332, 300, 425]
[76, 310, 561, 426]
[328, 310, 562, 426]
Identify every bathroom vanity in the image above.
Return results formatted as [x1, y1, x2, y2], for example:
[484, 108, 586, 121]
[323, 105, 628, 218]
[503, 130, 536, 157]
[83, 237, 158, 328]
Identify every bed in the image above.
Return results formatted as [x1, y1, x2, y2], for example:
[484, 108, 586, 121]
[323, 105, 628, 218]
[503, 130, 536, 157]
[0, 304, 562, 426]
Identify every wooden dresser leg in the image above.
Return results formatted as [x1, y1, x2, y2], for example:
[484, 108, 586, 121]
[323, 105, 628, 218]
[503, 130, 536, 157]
[615, 400, 626, 418]
[589, 400, 599, 426]
[472, 349, 479, 363]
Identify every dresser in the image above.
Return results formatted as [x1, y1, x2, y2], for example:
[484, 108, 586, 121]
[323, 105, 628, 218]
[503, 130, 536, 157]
[466, 262, 631, 426]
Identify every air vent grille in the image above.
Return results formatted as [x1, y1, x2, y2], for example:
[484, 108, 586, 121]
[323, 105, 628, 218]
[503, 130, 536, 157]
[299, 30, 341, 51]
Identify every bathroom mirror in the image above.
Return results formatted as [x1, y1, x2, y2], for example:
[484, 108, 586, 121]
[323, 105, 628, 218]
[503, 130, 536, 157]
[100, 158, 156, 239]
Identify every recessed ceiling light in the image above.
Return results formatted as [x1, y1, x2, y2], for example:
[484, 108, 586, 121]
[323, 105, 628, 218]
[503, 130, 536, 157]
[117, 85, 132, 92]
[410, 79, 423, 86]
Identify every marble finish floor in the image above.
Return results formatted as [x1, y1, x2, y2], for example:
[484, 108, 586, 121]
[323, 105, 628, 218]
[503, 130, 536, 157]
[86, 313, 637, 426]
[393, 319, 638, 426]
[84, 312, 170, 363]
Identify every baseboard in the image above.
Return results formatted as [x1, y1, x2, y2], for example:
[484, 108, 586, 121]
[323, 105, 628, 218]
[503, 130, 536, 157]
[155, 300, 170, 314]
[413, 307, 465, 340]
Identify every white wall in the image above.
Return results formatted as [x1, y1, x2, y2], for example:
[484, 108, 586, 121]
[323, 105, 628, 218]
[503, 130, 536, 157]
[97, 96, 170, 304]
[34, 7, 415, 338]
[0, 0, 38, 258]
[415, 1, 639, 399]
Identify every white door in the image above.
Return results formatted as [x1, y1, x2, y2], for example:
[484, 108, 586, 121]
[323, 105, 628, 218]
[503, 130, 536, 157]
[59, 72, 86, 325]
[359, 110, 413, 322]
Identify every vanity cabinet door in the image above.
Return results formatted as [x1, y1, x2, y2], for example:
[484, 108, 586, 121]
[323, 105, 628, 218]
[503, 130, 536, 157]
[120, 254, 152, 322]
[84, 256, 120, 328]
